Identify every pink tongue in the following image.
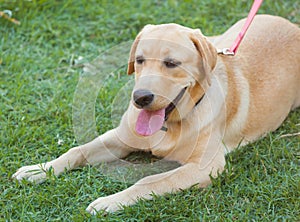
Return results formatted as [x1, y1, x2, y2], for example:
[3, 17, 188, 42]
[135, 109, 165, 136]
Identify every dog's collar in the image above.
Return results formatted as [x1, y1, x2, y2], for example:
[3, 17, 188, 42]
[160, 93, 205, 132]
[164, 87, 187, 121]
[194, 93, 205, 107]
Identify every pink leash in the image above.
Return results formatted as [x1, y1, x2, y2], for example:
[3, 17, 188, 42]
[218, 0, 263, 55]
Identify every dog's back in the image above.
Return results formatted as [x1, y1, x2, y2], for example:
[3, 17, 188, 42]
[217, 15, 300, 145]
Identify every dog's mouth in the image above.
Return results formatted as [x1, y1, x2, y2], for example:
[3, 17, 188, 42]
[135, 87, 187, 136]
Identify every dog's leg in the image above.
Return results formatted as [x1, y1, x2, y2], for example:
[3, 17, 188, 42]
[86, 147, 225, 214]
[12, 129, 132, 183]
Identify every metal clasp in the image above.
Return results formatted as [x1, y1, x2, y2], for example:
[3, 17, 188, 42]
[217, 48, 235, 56]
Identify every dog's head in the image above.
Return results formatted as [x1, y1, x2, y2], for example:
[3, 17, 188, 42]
[128, 24, 217, 136]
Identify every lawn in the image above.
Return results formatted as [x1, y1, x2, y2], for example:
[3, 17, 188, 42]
[1, 0, 299, 221]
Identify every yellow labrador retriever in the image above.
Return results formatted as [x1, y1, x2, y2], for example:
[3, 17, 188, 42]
[13, 15, 300, 214]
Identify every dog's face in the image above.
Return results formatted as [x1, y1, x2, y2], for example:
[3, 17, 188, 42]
[128, 24, 217, 136]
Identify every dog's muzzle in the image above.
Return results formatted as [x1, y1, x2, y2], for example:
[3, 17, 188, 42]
[133, 87, 187, 119]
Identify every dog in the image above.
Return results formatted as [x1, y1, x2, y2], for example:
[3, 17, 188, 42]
[13, 14, 300, 214]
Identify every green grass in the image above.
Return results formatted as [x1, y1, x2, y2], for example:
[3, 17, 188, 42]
[1, 0, 299, 221]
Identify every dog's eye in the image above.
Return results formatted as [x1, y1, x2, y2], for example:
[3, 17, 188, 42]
[136, 56, 145, 64]
[164, 59, 181, 68]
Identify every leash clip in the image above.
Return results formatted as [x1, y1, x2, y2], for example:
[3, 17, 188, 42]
[217, 48, 235, 56]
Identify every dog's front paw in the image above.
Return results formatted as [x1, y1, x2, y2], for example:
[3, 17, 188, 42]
[12, 164, 48, 184]
[86, 196, 122, 214]
[86, 192, 134, 214]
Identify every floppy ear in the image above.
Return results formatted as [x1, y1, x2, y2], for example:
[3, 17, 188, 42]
[127, 25, 153, 75]
[189, 30, 217, 85]
[127, 32, 141, 75]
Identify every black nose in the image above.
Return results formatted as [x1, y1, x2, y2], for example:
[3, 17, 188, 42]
[133, 89, 154, 107]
